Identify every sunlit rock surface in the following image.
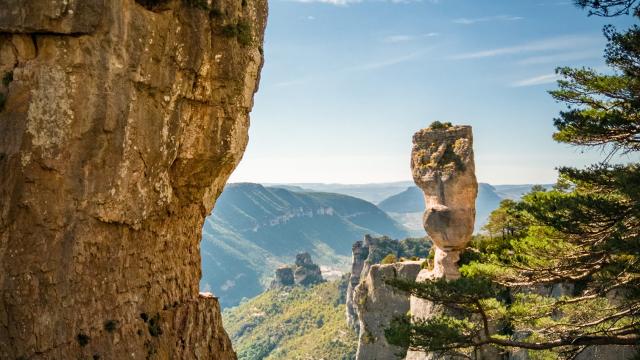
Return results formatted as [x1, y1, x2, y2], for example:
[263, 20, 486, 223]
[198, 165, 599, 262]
[406, 124, 478, 360]
[354, 261, 421, 360]
[0, 0, 267, 358]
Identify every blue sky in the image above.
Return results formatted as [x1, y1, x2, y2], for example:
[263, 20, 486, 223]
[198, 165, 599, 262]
[229, 0, 637, 185]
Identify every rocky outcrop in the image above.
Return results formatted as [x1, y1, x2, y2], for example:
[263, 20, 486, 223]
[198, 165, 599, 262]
[354, 261, 422, 360]
[407, 123, 478, 360]
[293, 252, 324, 286]
[270, 253, 324, 289]
[346, 235, 430, 332]
[0, 0, 267, 359]
[270, 266, 295, 289]
[346, 240, 369, 330]
[411, 124, 477, 280]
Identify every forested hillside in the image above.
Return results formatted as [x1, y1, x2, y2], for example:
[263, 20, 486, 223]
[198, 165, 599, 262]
[201, 183, 408, 307]
[223, 279, 357, 360]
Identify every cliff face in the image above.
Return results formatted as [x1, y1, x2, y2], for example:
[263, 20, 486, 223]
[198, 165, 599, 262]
[346, 240, 369, 331]
[0, 0, 267, 358]
[346, 235, 430, 332]
[354, 261, 421, 360]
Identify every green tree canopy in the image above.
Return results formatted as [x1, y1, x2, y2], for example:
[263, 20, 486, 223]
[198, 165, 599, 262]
[387, 1, 640, 358]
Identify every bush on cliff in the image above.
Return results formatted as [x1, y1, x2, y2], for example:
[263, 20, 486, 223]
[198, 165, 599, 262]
[381, 253, 398, 264]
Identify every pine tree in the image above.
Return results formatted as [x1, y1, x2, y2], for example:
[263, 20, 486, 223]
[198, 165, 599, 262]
[387, 1, 640, 358]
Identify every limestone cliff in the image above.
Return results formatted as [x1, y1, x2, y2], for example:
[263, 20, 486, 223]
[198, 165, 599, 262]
[346, 235, 430, 332]
[354, 261, 422, 360]
[0, 0, 267, 359]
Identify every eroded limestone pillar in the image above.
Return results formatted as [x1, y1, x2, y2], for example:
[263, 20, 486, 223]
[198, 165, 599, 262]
[406, 123, 478, 360]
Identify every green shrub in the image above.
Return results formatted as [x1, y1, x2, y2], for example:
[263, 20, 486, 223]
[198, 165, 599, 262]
[428, 121, 452, 130]
[222, 20, 252, 46]
[381, 253, 397, 265]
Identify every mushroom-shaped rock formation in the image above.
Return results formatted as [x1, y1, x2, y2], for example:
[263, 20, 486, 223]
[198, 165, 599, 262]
[411, 123, 478, 280]
[406, 123, 478, 360]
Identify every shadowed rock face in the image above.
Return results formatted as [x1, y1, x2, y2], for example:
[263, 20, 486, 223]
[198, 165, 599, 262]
[0, 0, 267, 358]
[270, 253, 324, 289]
[293, 252, 324, 286]
[411, 125, 478, 279]
[270, 266, 295, 288]
[346, 235, 430, 337]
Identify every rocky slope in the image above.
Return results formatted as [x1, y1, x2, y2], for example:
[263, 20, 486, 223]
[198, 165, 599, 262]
[0, 0, 266, 358]
[201, 183, 409, 307]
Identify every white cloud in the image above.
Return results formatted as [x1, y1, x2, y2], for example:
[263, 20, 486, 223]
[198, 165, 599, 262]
[307, 15, 316, 20]
[511, 73, 559, 87]
[383, 35, 414, 43]
[517, 50, 601, 65]
[220, 279, 236, 292]
[451, 35, 600, 60]
[453, 15, 523, 25]
[382, 32, 439, 43]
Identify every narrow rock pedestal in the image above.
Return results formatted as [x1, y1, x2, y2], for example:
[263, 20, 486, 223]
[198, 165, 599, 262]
[406, 124, 478, 360]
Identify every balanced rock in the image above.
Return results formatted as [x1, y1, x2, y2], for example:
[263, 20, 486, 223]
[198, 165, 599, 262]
[0, 1, 267, 359]
[406, 123, 478, 360]
[411, 123, 478, 280]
